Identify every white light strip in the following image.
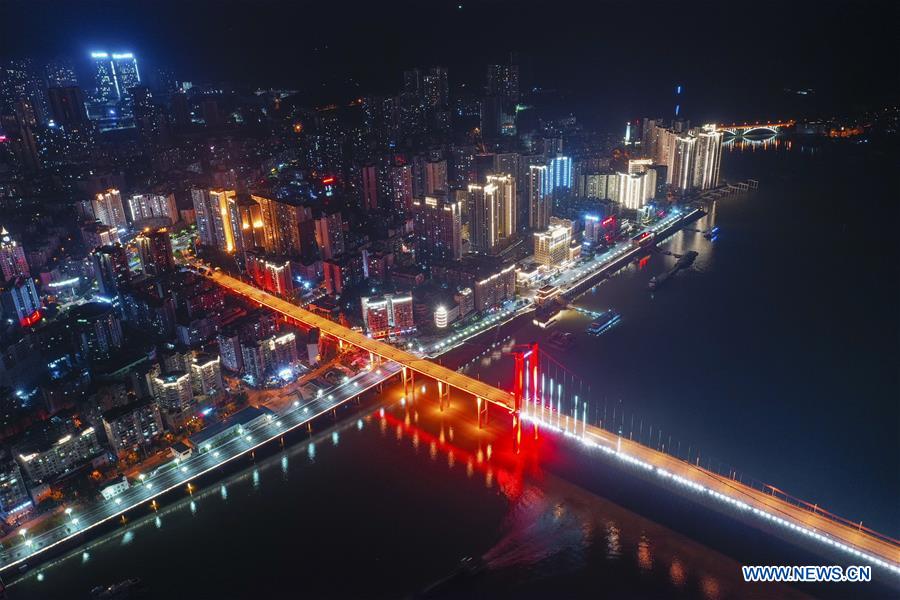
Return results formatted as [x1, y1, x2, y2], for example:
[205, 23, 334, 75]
[520, 415, 900, 576]
[0, 364, 402, 574]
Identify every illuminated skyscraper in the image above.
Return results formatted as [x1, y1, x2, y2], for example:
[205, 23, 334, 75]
[112, 53, 140, 95]
[192, 189, 247, 254]
[469, 174, 516, 255]
[671, 136, 697, 191]
[250, 193, 316, 259]
[528, 165, 551, 231]
[533, 221, 571, 267]
[692, 126, 723, 190]
[0, 227, 29, 282]
[0, 58, 47, 123]
[486, 63, 519, 103]
[615, 169, 657, 210]
[547, 155, 573, 195]
[92, 189, 129, 230]
[412, 193, 462, 262]
[360, 294, 415, 338]
[389, 163, 414, 213]
[45, 57, 79, 88]
[90, 52, 119, 102]
[0, 277, 41, 327]
[89, 51, 140, 103]
[127, 193, 178, 224]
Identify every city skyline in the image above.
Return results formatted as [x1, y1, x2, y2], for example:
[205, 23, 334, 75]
[0, 1, 896, 598]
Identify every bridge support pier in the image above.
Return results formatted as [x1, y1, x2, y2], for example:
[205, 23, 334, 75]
[477, 397, 488, 428]
[402, 367, 412, 399]
[438, 381, 449, 411]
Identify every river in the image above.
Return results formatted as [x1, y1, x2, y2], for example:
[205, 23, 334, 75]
[8, 136, 898, 599]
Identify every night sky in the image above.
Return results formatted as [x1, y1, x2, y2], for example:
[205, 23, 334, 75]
[3, 0, 897, 128]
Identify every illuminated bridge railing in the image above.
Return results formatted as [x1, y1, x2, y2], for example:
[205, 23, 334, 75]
[0, 363, 400, 573]
[506, 345, 900, 568]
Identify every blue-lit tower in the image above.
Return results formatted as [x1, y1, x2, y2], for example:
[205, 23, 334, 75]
[547, 155, 572, 195]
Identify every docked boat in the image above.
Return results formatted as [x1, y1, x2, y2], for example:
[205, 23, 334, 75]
[587, 311, 621, 335]
[548, 331, 575, 349]
[649, 251, 698, 290]
[91, 578, 144, 599]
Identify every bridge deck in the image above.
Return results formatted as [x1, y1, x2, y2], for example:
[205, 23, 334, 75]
[206, 270, 516, 411]
[581, 422, 900, 569]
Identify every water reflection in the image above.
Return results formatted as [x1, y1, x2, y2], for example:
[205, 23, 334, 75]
[670, 558, 686, 587]
[636, 535, 652, 571]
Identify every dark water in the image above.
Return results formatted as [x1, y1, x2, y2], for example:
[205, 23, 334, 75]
[457, 137, 900, 538]
[8, 138, 898, 599]
[9, 395, 809, 600]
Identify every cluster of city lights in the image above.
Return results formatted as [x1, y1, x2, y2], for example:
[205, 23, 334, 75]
[0, 362, 403, 572]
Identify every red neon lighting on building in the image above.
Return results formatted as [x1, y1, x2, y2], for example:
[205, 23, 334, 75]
[321, 177, 335, 185]
[20, 310, 41, 327]
[601, 216, 615, 227]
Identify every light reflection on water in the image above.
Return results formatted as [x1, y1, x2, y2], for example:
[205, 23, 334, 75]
[12, 371, 814, 600]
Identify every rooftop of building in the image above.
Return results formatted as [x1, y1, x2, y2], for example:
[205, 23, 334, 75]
[101, 395, 157, 423]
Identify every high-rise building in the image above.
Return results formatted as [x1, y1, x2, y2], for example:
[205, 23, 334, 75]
[112, 53, 141, 95]
[389, 163, 414, 213]
[190, 353, 224, 398]
[217, 332, 242, 373]
[0, 277, 41, 326]
[92, 189, 129, 230]
[152, 371, 194, 414]
[671, 135, 697, 191]
[89, 52, 119, 102]
[14, 418, 102, 483]
[80, 222, 120, 249]
[245, 251, 293, 296]
[528, 165, 551, 231]
[68, 301, 124, 361]
[47, 86, 89, 127]
[424, 158, 448, 195]
[469, 174, 516, 255]
[616, 169, 657, 210]
[0, 455, 31, 525]
[45, 57, 79, 88]
[360, 164, 379, 211]
[127, 193, 178, 224]
[534, 221, 572, 267]
[91, 244, 131, 298]
[692, 126, 723, 190]
[422, 66, 449, 108]
[250, 193, 317, 260]
[0, 227, 29, 282]
[577, 172, 619, 200]
[240, 342, 269, 383]
[412, 193, 462, 262]
[102, 397, 164, 457]
[486, 64, 519, 103]
[360, 294, 415, 338]
[192, 189, 246, 254]
[135, 228, 175, 276]
[0, 58, 47, 123]
[547, 155, 573, 196]
[314, 212, 344, 260]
